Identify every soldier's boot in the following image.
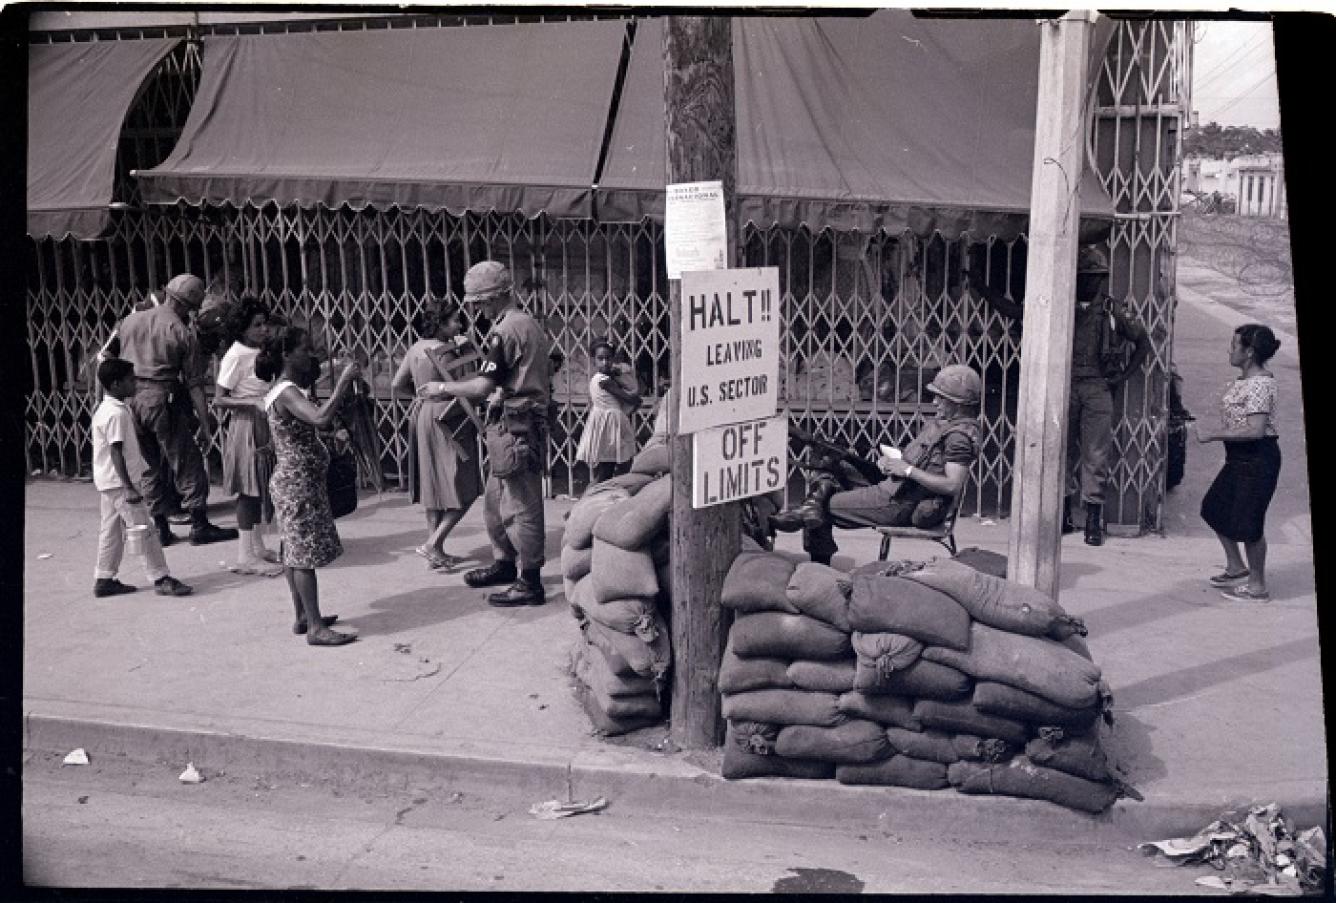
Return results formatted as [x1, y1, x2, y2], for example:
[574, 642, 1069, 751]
[189, 510, 238, 545]
[768, 477, 839, 533]
[1084, 503, 1105, 547]
[1062, 496, 1077, 535]
[487, 569, 546, 607]
[464, 559, 518, 588]
[154, 515, 177, 547]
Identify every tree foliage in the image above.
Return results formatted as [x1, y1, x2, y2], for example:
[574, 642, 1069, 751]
[1183, 122, 1283, 159]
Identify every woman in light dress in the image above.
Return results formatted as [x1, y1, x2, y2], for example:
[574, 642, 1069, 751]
[575, 340, 640, 485]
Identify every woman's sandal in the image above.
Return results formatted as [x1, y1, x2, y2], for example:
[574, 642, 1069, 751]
[306, 627, 357, 646]
[416, 546, 451, 569]
[434, 553, 470, 571]
[1220, 585, 1271, 603]
[230, 561, 284, 578]
[1208, 569, 1250, 586]
[292, 614, 339, 635]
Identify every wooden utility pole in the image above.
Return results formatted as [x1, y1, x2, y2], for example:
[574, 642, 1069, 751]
[1007, 12, 1094, 599]
[664, 16, 739, 749]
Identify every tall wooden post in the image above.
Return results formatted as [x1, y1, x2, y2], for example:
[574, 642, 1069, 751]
[1007, 13, 1093, 598]
[664, 16, 739, 749]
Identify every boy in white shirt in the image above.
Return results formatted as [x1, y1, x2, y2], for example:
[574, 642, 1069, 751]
[91, 359, 193, 598]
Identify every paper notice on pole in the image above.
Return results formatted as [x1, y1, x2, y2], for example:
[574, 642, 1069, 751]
[665, 181, 727, 279]
[692, 414, 788, 509]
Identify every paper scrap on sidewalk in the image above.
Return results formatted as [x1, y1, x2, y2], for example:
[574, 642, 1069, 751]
[178, 763, 204, 784]
[37, 553, 53, 560]
[62, 748, 89, 766]
[529, 796, 607, 820]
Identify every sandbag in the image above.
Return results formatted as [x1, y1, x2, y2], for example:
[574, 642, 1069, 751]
[731, 612, 852, 661]
[593, 474, 673, 550]
[721, 552, 801, 614]
[906, 558, 1086, 640]
[578, 683, 661, 736]
[1062, 633, 1093, 661]
[775, 719, 892, 764]
[729, 719, 780, 756]
[857, 657, 972, 701]
[579, 588, 661, 642]
[912, 699, 1031, 747]
[785, 562, 853, 632]
[952, 546, 1008, 578]
[786, 658, 857, 693]
[722, 742, 836, 781]
[721, 688, 845, 728]
[584, 470, 656, 498]
[576, 646, 660, 699]
[849, 573, 971, 650]
[883, 728, 1011, 765]
[851, 632, 925, 692]
[629, 443, 672, 476]
[719, 642, 793, 694]
[836, 692, 922, 731]
[564, 491, 628, 550]
[563, 577, 585, 620]
[947, 757, 1121, 814]
[973, 681, 1099, 732]
[836, 754, 950, 789]
[561, 543, 593, 581]
[1025, 733, 1114, 784]
[590, 539, 661, 603]
[581, 617, 671, 681]
[922, 622, 1102, 710]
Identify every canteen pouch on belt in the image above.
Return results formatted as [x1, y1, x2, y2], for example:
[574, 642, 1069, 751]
[485, 400, 541, 478]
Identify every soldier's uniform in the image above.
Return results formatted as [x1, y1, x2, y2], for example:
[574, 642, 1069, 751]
[1066, 249, 1148, 544]
[117, 274, 235, 545]
[458, 262, 553, 606]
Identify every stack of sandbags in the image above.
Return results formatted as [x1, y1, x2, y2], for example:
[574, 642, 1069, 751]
[562, 449, 675, 736]
[717, 550, 1132, 813]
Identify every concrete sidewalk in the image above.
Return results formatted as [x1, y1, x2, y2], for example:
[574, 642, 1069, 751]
[22, 476, 1324, 844]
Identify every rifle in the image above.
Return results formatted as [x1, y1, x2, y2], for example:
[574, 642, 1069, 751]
[787, 422, 886, 486]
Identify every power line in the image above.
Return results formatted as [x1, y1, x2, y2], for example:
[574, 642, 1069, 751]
[1213, 68, 1278, 119]
[1193, 31, 1272, 95]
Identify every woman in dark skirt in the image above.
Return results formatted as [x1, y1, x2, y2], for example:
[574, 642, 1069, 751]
[1197, 323, 1282, 601]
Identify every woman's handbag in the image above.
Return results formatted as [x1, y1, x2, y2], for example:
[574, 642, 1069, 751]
[323, 433, 359, 519]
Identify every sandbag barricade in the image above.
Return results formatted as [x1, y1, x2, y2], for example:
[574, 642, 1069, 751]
[562, 471, 675, 736]
[717, 549, 1134, 813]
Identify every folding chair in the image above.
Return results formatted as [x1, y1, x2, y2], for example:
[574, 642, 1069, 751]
[875, 485, 967, 562]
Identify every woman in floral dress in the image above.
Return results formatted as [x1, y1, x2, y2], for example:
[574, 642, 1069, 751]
[257, 326, 362, 646]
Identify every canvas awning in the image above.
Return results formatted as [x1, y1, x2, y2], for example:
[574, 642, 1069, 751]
[28, 38, 180, 240]
[137, 20, 629, 218]
[599, 14, 1115, 238]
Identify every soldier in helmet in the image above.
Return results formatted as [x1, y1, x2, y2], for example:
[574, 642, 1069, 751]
[770, 364, 984, 566]
[968, 245, 1150, 545]
[116, 273, 238, 547]
[419, 261, 553, 607]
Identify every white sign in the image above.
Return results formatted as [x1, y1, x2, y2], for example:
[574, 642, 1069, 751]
[676, 267, 780, 435]
[664, 180, 727, 280]
[692, 414, 788, 509]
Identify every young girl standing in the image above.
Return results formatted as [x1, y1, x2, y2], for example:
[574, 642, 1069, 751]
[576, 340, 640, 485]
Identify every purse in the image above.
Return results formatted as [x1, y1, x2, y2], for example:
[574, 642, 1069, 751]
[322, 432, 359, 519]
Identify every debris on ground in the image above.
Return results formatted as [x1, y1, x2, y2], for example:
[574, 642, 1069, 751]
[37, 553, 53, 560]
[529, 796, 608, 820]
[178, 762, 204, 784]
[1139, 803, 1326, 895]
[62, 748, 89, 766]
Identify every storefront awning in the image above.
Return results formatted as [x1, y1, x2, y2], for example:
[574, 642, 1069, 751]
[599, 14, 1115, 238]
[137, 21, 628, 218]
[28, 38, 180, 240]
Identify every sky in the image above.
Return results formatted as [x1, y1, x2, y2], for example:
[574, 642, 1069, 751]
[1191, 21, 1280, 130]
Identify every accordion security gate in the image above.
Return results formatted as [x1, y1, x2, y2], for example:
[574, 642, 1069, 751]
[25, 19, 1189, 528]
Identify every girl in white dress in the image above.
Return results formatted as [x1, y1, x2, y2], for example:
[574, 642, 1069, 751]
[575, 340, 640, 485]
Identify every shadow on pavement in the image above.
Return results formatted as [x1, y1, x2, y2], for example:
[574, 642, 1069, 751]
[1103, 711, 1168, 787]
[334, 586, 483, 637]
[1113, 636, 1317, 710]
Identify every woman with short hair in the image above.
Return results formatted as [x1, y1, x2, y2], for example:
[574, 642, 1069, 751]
[214, 296, 280, 575]
[1197, 323, 1283, 601]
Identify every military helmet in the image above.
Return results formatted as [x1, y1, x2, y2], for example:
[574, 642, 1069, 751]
[926, 364, 982, 406]
[164, 273, 206, 307]
[1077, 246, 1111, 275]
[462, 261, 514, 303]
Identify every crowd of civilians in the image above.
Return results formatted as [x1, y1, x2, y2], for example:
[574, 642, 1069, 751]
[87, 262, 1288, 651]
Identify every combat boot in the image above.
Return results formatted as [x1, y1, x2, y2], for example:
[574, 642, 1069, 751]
[1083, 503, 1105, 547]
[464, 559, 518, 588]
[189, 510, 238, 545]
[154, 515, 176, 547]
[488, 569, 546, 607]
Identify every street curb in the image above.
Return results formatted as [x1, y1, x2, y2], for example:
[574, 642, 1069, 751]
[26, 711, 1328, 845]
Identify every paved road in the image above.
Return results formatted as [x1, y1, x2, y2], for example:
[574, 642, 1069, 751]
[23, 751, 1217, 895]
